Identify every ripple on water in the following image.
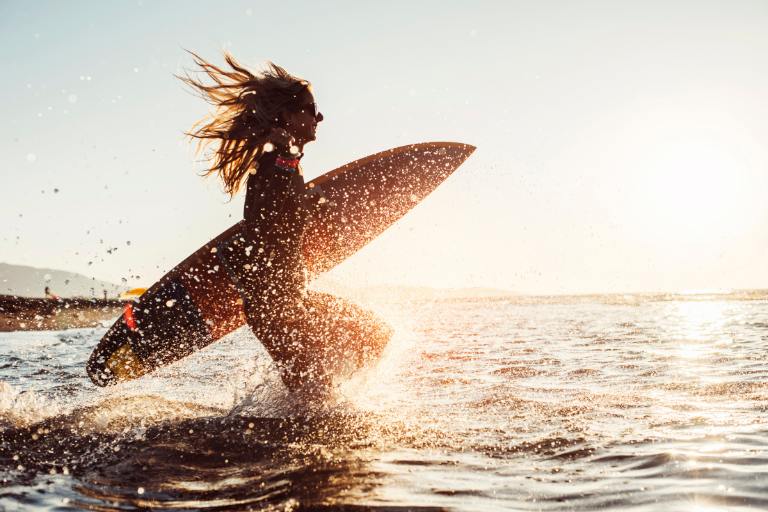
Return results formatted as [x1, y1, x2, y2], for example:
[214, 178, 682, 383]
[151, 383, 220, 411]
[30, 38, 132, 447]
[1, 295, 768, 510]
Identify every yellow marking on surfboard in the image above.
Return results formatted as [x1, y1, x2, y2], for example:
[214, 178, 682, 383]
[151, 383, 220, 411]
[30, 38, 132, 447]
[106, 343, 148, 381]
[119, 288, 147, 300]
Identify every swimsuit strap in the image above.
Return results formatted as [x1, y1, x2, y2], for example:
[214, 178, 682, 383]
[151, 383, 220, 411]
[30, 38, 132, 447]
[275, 156, 301, 169]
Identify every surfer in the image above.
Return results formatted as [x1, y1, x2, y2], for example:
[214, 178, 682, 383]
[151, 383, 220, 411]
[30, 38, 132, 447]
[44, 286, 59, 300]
[180, 53, 391, 392]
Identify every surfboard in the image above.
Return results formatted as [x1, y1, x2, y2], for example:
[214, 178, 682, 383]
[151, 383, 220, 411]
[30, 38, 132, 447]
[87, 141, 475, 386]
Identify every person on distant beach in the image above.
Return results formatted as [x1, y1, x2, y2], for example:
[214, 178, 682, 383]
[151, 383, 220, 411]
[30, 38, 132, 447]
[44, 286, 59, 300]
[180, 52, 391, 392]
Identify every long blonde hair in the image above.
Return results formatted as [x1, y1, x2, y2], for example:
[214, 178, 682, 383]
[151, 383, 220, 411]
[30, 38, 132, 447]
[178, 52, 309, 196]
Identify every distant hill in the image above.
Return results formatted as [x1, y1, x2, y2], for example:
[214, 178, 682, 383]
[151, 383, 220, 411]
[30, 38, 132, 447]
[0, 262, 511, 301]
[0, 263, 126, 299]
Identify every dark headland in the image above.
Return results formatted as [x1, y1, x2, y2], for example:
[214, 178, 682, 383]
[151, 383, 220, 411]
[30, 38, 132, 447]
[0, 263, 127, 332]
[0, 294, 124, 331]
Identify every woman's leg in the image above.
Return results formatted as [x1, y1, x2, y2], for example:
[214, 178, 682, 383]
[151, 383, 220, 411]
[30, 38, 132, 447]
[300, 290, 392, 372]
[244, 290, 391, 391]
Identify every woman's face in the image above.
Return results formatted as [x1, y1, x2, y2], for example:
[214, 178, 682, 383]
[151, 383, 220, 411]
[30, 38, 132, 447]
[282, 88, 323, 145]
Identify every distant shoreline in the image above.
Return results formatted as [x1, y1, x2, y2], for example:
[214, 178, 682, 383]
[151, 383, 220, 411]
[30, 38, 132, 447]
[0, 294, 124, 332]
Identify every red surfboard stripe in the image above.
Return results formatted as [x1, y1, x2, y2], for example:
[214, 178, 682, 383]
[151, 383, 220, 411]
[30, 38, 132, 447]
[123, 303, 137, 330]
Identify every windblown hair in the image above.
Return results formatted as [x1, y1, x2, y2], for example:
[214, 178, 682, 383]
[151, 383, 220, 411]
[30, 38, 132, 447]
[179, 52, 310, 196]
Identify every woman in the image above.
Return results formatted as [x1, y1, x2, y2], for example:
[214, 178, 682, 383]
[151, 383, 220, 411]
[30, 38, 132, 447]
[180, 53, 391, 392]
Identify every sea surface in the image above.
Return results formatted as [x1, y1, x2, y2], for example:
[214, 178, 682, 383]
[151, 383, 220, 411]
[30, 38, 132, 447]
[1, 290, 767, 511]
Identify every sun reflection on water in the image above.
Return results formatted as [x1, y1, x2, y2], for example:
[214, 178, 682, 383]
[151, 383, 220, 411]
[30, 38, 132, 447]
[649, 299, 748, 443]
[673, 300, 730, 341]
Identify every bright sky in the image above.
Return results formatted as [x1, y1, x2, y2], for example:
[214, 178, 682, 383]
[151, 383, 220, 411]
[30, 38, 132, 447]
[1, 0, 767, 295]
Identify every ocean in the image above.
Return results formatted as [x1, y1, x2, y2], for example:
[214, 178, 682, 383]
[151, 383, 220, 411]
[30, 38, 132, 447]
[1, 291, 767, 511]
